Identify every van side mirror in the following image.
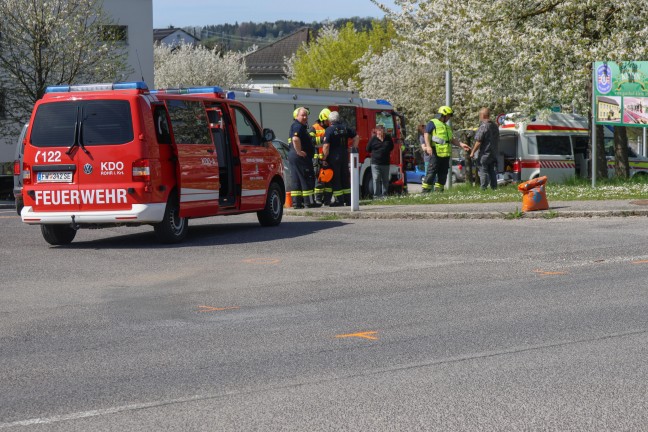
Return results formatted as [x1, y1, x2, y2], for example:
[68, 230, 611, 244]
[263, 128, 275, 142]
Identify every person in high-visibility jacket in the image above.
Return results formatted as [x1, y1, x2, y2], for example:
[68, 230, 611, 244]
[422, 106, 471, 192]
[309, 108, 331, 204]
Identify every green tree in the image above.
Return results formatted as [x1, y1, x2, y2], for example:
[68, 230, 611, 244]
[287, 21, 395, 91]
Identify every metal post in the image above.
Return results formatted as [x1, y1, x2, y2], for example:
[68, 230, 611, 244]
[643, 127, 647, 157]
[446, 69, 453, 189]
[591, 63, 597, 188]
[350, 152, 360, 211]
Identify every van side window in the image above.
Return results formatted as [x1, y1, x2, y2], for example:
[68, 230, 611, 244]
[233, 106, 261, 145]
[153, 106, 172, 144]
[166, 99, 210, 144]
[533, 135, 572, 156]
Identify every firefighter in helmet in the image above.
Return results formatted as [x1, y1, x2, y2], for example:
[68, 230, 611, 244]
[422, 106, 471, 192]
[288, 107, 321, 208]
[309, 108, 332, 205]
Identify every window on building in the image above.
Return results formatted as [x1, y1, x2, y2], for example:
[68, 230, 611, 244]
[100, 25, 128, 43]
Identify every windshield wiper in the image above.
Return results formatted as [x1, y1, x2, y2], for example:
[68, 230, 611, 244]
[65, 106, 90, 155]
[66, 106, 81, 155]
[77, 107, 90, 155]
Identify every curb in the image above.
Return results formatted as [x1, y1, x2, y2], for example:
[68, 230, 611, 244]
[285, 208, 648, 220]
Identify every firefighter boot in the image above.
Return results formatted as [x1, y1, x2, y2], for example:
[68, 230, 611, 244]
[304, 194, 322, 208]
[292, 193, 304, 209]
[322, 189, 333, 206]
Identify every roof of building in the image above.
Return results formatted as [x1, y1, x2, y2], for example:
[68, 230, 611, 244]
[245, 27, 312, 77]
[153, 28, 200, 43]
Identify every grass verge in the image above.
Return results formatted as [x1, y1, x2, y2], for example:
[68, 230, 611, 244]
[363, 177, 648, 206]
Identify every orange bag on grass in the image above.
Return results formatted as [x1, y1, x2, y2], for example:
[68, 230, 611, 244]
[518, 176, 549, 212]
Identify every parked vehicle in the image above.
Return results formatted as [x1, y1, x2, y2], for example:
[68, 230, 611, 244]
[604, 141, 648, 179]
[12, 123, 29, 214]
[499, 113, 648, 182]
[20, 82, 284, 245]
[226, 86, 406, 197]
[405, 159, 464, 185]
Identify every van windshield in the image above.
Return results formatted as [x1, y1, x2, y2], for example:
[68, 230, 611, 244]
[31, 100, 133, 147]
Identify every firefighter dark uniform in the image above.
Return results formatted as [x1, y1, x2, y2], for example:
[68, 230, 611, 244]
[309, 108, 331, 204]
[323, 118, 357, 206]
[288, 108, 319, 208]
[422, 106, 456, 192]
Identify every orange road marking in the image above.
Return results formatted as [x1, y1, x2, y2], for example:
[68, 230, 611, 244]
[533, 269, 568, 275]
[242, 258, 280, 265]
[335, 331, 378, 341]
[197, 305, 240, 312]
[632, 260, 648, 264]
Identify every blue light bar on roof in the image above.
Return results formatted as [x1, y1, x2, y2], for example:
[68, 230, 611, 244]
[45, 81, 148, 93]
[152, 86, 225, 97]
[187, 86, 224, 94]
[376, 99, 391, 106]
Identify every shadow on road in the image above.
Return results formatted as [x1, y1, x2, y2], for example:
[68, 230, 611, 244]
[57, 219, 348, 250]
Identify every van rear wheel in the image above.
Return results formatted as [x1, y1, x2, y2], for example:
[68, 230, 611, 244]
[41, 224, 76, 246]
[257, 182, 283, 227]
[154, 194, 188, 243]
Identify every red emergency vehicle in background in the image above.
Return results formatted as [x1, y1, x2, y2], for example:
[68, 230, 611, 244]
[20, 82, 285, 245]
[226, 87, 407, 197]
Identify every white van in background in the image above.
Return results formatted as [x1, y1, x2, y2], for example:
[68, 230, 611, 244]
[497, 113, 648, 183]
[498, 113, 590, 183]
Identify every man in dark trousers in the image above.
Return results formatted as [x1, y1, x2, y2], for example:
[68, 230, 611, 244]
[322, 111, 359, 206]
[288, 107, 321, 208]
[470, 107, 500, 190]
[422, 106, 471, 192]
[309, 108, 331, 205]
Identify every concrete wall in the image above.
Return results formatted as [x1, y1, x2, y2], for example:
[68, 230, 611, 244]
[102, 0, 154, 88]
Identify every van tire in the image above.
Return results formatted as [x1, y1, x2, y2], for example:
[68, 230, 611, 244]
[257, 182, 283, 227]
[154, 193, 188, 243]
[41, 224, 76, 246]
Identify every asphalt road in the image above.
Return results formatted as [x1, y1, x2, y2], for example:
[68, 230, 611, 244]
[1, 208, 647, 431]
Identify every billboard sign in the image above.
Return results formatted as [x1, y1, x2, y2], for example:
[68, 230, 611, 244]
[593, 61, 648, 127]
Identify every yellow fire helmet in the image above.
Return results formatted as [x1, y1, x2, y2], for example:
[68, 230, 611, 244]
[438, 105, 454, 116]
[319, 108, 331, 122]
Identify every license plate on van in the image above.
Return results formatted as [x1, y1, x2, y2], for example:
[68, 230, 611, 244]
[37, 171, 73, 183]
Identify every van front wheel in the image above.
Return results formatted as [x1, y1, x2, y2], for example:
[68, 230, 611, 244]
[154, 194, 188, 243]
[41, 224, 76, 246]
[257, 182, 283, 227]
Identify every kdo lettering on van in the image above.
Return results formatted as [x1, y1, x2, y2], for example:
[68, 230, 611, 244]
[101, 161, 125, 176]
[34, 189, 128, 205]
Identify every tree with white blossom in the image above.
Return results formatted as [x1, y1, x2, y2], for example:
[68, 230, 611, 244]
[0, 0, 130, 135]
[154, 42, 250, 90]
[367, 0, 648, 177]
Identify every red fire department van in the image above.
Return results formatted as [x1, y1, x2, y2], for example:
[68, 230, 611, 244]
[20, 82, 285, 245]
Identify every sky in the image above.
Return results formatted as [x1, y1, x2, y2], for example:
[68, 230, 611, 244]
[153, 0, 399, 28]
